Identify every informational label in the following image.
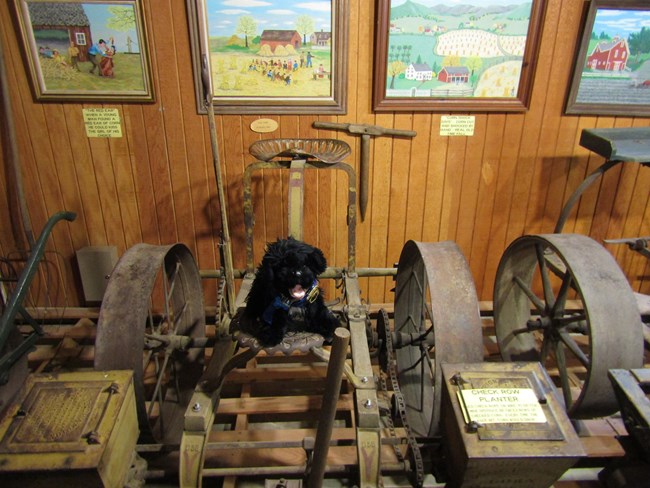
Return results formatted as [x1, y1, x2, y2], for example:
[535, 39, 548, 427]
[250, 118, 279, 133]
[458, 388, 547, 424]
[440, 115, 475, 136]
[83, 108, 122, 138]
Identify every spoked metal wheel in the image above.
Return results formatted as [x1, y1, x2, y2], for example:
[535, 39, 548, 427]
[393, 240, 484, 437]
[494, 234, 644, 418]
[94, 243, 206, 444]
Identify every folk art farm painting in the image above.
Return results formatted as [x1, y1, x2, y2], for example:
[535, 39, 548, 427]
[572, 6, 650, 107]
[18, 1, 150, 98]
[383, 0, 535, 99]
[204, 0, 336, 99]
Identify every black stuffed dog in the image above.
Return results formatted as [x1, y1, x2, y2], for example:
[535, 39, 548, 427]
[238, 237, 339, 346]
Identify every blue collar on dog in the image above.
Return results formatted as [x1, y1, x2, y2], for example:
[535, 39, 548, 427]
[262, 280, 319, 324]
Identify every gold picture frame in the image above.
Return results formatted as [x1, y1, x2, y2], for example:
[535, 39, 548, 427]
[186, 0, 348, 114]
[13, 0, 154, 103]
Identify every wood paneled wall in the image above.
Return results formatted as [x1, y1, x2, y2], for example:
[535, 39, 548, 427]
[1, 0, 649, 309]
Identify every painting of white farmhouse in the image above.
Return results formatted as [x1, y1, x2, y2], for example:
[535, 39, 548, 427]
[566, 3, 650, 115]
[383, 0, 536, 99]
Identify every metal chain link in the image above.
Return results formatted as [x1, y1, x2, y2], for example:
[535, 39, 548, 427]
[379, 308, 425, 488]
[378, 372, 406, 464]
[215, 276, 226, 328]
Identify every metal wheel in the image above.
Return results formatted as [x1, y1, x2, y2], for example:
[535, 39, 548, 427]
[393, 240, 483, 437]
[94, 243, 206, 444]
[494, 234, 644, 418]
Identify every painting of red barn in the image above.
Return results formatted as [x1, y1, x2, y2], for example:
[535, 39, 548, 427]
[438, 66, 470, 83]
[566, 0, 650, 116]
[187, 0, 348, 114]
[260, 30, 302, 52]
[13, 0, 154, 102]
[586, 37, 629, 71]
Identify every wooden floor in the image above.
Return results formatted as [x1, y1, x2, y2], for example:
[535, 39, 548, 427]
[10, 308, 650, 487]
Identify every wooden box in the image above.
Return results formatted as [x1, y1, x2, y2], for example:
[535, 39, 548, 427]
[0, 370, 138, 487]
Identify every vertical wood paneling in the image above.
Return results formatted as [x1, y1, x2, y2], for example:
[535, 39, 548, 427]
[123, 106, 161, 245]
[367, 112, 393, 303]
[421, 115, 448, 244]
[455, 114, 487, 258]
[469, 114, 505, 298]
[65, 105, 107, 246]
[404, 113, 432, 243]
[481, 113, 525, 298]
[383, 112, 413, 298]
[1, 0, 649, 310]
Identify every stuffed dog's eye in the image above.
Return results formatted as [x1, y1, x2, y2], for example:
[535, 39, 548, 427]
[295, 270, 302, 277]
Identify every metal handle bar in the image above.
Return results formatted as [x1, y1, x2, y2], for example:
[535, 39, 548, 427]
[0, 211, 76, 357]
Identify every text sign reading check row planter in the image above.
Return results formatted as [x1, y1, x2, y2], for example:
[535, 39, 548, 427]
[458, 388, 547, 424]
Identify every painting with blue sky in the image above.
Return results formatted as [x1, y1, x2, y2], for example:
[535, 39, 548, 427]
[567, 2, 650, 114]
[201, 0, 338, 99]
[592, 7, 650, 38]
[206, 0, 332, 37]
[16, 0, 153, 101]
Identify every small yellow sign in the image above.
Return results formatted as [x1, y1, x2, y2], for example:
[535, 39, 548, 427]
[440, 115, 475, 136]
[459, 388, 547, 424]
[83, 108, 122, 138]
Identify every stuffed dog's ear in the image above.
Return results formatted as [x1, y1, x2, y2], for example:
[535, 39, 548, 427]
[259, 243, 280, 283]
[306, 246, 327, 275]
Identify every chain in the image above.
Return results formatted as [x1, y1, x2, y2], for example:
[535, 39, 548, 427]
[215, 276, 226, 328]
[378, 373, 406, 464]
[379, 308, 425, 488]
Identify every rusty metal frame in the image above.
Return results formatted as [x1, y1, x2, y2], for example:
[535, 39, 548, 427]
[243, 160, 357, 275]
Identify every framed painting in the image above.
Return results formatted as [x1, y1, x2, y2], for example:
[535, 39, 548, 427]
[186, 0, 348, 114]
[12, 0, 154, 103]
[566, 0, 650, 116]
[373, 0, 547, 112]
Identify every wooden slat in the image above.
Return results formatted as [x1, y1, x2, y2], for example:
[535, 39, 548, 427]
[216, 393, 354, 416]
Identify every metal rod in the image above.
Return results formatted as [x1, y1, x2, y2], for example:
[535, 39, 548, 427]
[203, 465, 348, 478]
[554, 159, 621, 233]
[0, 32, 34, 248]
[312, 121, 416, 222]
[307, 327, 350, 488]
[202, 54, 236, 315]
[200, 266, 397, 280]
[0, 212, 75, 350]
[242, 160, 358, 273]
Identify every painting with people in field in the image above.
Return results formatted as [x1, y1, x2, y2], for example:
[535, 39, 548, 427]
[14, 0, 153, 102]
[566, 1, 650, 116]
[192, 0, 347, 113]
